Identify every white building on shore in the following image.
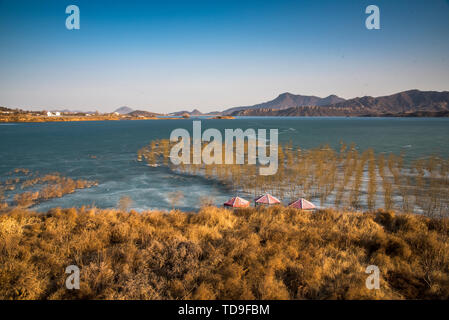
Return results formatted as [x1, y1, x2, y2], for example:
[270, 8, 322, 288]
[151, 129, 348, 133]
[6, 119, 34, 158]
[47, 111, 61, 116]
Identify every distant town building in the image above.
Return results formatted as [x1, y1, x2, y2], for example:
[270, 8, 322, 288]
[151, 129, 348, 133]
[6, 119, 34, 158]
[47, 111, 53, 116]
[55, 112, 61, 116]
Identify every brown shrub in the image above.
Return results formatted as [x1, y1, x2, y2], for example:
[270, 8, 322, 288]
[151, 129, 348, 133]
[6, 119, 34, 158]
[0, 207, 448, 300]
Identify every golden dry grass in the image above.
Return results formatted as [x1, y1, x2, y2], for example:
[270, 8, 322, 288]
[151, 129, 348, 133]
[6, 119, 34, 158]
[0, 206, 448, 300]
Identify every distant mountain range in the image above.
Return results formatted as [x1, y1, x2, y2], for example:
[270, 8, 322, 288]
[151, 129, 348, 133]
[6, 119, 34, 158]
[170, 109, 203, 116]
[113, 106, 161, 117]
[227, 90, 449, 117]
[222, 93, 346, 115]
[127, 110, 161, 117]
[110, 90, 449, 117]
[7, 89, 447, 118]
[169, 109, 221, 116]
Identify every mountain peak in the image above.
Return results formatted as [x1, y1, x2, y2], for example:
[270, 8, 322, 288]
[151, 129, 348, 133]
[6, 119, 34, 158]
[114, 106, 134, 114]
[319, 94, 346, 105]
[190, 109, 202, 115]
[278, 92, 294, 97]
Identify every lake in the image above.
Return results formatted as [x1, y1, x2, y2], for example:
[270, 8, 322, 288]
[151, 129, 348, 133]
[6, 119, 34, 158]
[1, 117, 448, 211]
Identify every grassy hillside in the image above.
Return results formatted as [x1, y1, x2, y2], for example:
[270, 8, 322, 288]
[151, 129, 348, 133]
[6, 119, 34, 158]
[1, 206, 448, 300]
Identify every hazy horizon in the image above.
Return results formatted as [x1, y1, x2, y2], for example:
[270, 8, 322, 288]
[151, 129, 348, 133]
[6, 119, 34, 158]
[1, 0, 449, 113]
[4, 87, 449, 114]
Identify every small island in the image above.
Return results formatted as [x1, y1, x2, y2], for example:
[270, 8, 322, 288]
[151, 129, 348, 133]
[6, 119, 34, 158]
[209, 115, 235, 119]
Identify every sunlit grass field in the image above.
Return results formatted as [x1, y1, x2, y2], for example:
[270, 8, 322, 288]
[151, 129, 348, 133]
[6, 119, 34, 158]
[1, 206, 448, 300]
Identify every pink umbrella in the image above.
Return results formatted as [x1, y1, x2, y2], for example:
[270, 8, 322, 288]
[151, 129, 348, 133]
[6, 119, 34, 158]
[288, 198, 316, 210]
[254, 194, 281, 205]
[224, 196, 250, 208]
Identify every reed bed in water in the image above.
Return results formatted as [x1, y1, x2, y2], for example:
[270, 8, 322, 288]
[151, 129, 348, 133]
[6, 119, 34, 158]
[0, 170, 98, 208]
[138, 140, 449, 217]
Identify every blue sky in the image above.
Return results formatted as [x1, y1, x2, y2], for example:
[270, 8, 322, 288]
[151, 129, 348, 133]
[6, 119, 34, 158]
[0, 0, 448, 113]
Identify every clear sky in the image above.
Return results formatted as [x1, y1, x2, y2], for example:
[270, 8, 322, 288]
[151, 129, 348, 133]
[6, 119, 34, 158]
[0, 0, 448, 113]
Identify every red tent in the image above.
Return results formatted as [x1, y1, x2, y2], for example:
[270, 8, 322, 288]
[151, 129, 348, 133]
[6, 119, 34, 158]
[254, 194, 281, 205]
[224, 196, 250, 208]
[288, 198, 316, 210]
